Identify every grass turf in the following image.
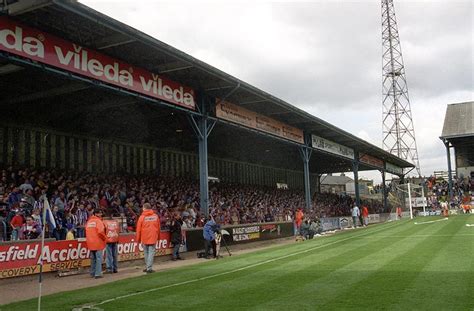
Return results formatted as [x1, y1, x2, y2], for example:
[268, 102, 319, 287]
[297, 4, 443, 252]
[3, 215, 474, 310]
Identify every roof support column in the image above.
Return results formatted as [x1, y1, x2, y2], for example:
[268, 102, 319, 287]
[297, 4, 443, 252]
[189, 94, 216, 218]
[316, 174, 322, 194]
[443, 140, 454, 203]
[381, 169, 388, 212]
[299, 133, 312, 210]
[353, 152, 361, 207]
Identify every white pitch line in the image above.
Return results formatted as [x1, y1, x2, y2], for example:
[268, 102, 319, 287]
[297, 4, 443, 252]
[359, 234, 474, 238]
[82, 222, 399, 309]
[414, 218, 448, 225]
[465, 224, 474, 227]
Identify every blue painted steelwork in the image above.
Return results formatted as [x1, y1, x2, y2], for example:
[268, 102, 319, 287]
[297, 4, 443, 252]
[443, 141, 454, 203]
[381, 169, 388, 212]
[189, 95, 216, 218]
[353, 152, 360, 207]
[299, 133, 312, 210]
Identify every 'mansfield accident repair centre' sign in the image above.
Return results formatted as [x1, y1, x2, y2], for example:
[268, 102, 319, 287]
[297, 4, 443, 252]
[0, 232, 172, 279]
[0, 17, 195, 110]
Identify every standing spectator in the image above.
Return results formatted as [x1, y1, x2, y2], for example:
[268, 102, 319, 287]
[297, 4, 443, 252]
[54, 192, 67, 213]
[103, 217, 120, 273]
[396, 207, 402, 219]
[351, 205, 360, 228]
[8, 187, 21, 209]
[52, 205, 65, 240]
[10, 210, 23, 240]
[361, 205, 369, 227]
[170, 213, 184, 261]
[86, 209, 106, 279]
[0, 213, 5, 241]
[135, 203, 161, 273]
[76, 203, 89, 238]
[22, 189, 35, 207]
[295, 208, 304, 235]
[63, 211, 77, 233]
[31, 208, 42, 227]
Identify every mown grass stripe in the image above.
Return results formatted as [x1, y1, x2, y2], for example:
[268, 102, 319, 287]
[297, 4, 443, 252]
[323, 216, 462, 310]
[396, 216, 474, 310]
[254, 219, 442, 310]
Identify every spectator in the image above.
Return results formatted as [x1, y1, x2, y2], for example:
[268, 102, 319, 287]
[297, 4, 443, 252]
[104, 216, 120, 274]
[22, 216, 41, 240]
[170, 212, 184, 261]
[361, 205, 369, 227]
[54, 192, 67, 213]
[66, 224, 75, 240]
[351, 205, 360, 228]
[10, 210, 23, 240]
[203, 216, 219, 259]
[76, 203, 89, 238]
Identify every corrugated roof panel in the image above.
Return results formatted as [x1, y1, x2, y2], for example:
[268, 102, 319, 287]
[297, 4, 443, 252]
[441, 101, 474, 139]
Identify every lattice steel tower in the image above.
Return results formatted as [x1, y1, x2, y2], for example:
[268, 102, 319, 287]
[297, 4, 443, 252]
[382, 0, 421, 176]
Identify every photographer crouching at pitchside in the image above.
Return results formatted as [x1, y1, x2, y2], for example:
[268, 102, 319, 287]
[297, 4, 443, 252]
[203, 215, 220, 259]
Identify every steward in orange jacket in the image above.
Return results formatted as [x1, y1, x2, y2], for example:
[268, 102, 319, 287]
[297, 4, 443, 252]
[86, 212, 106, 251]
[104, 219, 120, 243]
[103, 218, 120, 273]
[361, 206, 369, 227]
[85, 209, 106, 278]
[136, 203, 161, 273]
[136, 208, 161, 245]
[295, 208, 304, 234]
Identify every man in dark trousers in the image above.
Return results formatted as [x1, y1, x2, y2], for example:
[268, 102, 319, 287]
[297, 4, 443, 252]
[170, 212, 184, 261]
[103, 216, 120, 273]
[203, 216, 219, 259]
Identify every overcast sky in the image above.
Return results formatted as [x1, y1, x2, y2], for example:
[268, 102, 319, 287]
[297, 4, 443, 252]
[81, 0, 473, 181]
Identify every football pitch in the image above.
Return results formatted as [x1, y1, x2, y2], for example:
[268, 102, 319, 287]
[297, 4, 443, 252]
[3, 215, 474, 311]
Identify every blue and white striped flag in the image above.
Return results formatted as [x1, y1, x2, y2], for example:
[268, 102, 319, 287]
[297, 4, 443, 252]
[43, 198, 56, 230]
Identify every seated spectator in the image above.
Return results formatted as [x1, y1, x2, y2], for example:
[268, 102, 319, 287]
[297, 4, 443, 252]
[22, 216, 41, 240]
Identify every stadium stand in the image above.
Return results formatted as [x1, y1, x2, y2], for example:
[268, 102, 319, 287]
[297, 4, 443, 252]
[0, 166, 389, 241]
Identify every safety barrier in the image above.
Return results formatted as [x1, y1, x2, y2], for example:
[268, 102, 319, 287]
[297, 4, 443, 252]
[184, 222, 294, 252]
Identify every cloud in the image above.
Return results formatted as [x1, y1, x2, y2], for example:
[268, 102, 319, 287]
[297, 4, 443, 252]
[80, 0, 473, 181]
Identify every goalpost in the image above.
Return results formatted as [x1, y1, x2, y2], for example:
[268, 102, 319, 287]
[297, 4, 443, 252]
[388, 182, 427, 219]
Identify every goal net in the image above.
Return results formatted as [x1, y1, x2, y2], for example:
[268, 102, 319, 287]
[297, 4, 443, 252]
[387, 182, 427, 219]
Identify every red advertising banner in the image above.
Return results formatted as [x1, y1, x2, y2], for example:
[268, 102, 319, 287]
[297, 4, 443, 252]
[216, 101, 304, 143]
[359, 153, 384, 168]
[0, 17, 195, 110]
[0, 232, 173, 279]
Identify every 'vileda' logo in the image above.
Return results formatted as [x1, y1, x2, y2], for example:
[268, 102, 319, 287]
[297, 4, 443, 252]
[0, 25, 44, 58]
[54, 44, 134, 87]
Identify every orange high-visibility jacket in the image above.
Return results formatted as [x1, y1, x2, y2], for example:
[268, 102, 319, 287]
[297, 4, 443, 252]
[295, 210, 304, 227]
[136, 209, 161, 245]
[86, 215, 106, 251]
[362, 206, 369, 217]
[103, 219, 120, 243]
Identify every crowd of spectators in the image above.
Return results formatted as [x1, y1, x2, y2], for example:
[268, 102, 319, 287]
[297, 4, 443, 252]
[425, 174, 473, 208]
[0, 166, 386, 242]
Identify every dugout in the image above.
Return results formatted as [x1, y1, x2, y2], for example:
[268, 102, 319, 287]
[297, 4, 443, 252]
[0, 0, 413, 215]
[440, 101, 474, 200]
